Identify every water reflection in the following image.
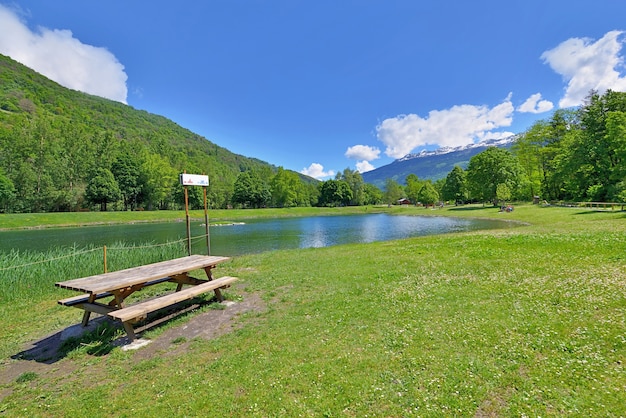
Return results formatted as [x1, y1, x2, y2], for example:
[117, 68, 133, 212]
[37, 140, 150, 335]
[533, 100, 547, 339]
[0, 213, 515, 255]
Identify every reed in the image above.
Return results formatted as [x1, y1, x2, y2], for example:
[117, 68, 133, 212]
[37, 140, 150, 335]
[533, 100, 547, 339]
[0, 241, 187, 359]
[0, 242, 186, 303]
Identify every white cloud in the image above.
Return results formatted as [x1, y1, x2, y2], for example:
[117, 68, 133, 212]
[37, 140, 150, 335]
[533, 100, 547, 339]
[355, 160, 375, 173]
[345, 145, 380, 161]
[300, 163, 335, 180]
[376, 95, 515, 159]
[541, 30, 626, 108]
[0, 5, 128, 103]
[518, 93, 554, 114]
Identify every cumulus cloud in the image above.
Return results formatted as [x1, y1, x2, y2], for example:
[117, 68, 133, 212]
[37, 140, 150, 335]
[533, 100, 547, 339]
[345, 145, 381, 161]
[0, 4, 128, 103]
[355, 160, 375, 173]
[541, 30, 626, 108]
[300, 163, 335, 180]
[376, 95, 515, 159]
[518, 93, 554, 114]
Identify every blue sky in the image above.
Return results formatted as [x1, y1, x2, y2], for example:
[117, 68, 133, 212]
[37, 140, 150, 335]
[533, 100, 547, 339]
[2, 1, 626, 179]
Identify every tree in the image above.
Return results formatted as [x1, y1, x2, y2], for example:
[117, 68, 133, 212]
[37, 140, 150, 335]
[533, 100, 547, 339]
[85, 168, 121, 211]
[496, 183, 511, 206]
[466, 147, 522, 205]
[405, 174, 422, 205]
[336, 168, 365, 206]
[111, 153, 143, 210]
[606, 111, 626, 199]
[362, 183, 383, 205]
[418, 181, 439, 207]
[513, 122, 548, 199]
[383, 179, 404, 204]
[232, 171, 271, 208]
[556, 90, 626, 201]
[0, 169, 15, 212]
[318, 179, 352, 207]
[140, 152, 177, 210]
[270, 167, 307, 207]
[441, 165, 467, 204]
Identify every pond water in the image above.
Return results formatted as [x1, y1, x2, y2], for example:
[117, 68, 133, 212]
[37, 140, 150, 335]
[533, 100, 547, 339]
[0, 213, 515, 255]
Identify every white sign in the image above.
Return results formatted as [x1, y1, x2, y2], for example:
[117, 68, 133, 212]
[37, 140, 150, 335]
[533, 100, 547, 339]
[179, 173, 209, 186]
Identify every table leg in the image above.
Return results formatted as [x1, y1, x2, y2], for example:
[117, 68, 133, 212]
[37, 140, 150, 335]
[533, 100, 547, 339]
[81, 293, 97, 326]
[122, 321, 136, 341]
[204, 265, 225, 301]
[203, 266, 215, 281]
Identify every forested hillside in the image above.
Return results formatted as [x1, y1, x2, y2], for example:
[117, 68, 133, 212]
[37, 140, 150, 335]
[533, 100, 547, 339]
[0, 54, 311, 212]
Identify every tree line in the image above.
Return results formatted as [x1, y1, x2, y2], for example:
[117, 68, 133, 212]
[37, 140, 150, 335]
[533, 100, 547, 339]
[2, 49, 626, 214]
[433, 90, 626, 206]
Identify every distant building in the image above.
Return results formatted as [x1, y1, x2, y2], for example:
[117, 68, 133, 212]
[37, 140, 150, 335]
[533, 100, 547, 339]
[397, 198, 411, 205]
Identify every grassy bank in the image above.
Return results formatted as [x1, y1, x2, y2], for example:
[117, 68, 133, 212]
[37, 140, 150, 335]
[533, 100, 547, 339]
[0, 206, 388, 230]
[1, 204, 626, 416]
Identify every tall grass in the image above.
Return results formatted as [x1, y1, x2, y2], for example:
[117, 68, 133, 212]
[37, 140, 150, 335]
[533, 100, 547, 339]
[0, 242, 186, 302]
[0, 241, 187, 359]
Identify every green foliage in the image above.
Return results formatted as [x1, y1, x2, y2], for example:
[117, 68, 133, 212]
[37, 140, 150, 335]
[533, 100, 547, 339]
[232, 170, 271, 208]
[496, 183, 511, 204]
[0, 167, 15, 212]
[404, 173, 421, 204]
[514, 91, 626, 202]
[85, 168, 121, 211]
[467, 147, 522, 205]
[0, 54, 294, 212]
[317, 179, 353, 207]
[383, 178, 404, 204]
[417, 180, 439, 206]
[270, 167, 308, 207]
[441, 165, 467, 204]
[336, 168, 366, 205]
[111, 152, 142, 210]
[362, 183, 383, 205]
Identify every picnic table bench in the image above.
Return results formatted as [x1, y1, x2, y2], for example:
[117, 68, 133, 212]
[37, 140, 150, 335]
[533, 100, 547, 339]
[56, 255, 237, 341]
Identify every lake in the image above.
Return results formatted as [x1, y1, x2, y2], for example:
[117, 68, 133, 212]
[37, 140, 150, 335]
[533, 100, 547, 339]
[0, 213, 515, 255]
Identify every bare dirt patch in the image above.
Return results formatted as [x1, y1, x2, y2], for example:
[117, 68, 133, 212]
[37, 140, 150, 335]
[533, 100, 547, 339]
[0, 288, 265, 394]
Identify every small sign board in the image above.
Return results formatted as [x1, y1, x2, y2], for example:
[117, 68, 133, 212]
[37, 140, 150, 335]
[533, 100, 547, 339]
[179, 173, 209, 186]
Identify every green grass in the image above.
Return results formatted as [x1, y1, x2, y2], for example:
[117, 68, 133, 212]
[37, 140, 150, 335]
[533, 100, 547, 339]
[1, 204, 626, 416]
[0, 241, 188, 360]
[0, 206, 386, 230]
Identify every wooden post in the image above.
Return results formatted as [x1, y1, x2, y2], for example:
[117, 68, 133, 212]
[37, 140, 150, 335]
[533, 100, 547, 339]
[203, 185, 210, 255]
[184, 184, 191, 256]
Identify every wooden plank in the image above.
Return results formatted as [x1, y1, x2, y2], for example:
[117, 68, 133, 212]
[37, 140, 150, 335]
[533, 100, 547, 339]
[108, 276, 238, 323]
[58, 292, 111, 306]
[57, 276, 175, 306]
[72, 301, 118, 316]
[55, 255, 230, 294]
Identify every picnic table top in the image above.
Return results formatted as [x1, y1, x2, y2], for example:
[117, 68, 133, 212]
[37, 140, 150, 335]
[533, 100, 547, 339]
[55, 254, 230, 294]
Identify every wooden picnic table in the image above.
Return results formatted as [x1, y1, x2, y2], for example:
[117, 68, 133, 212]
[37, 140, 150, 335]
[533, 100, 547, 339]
[56, 255, 235, 340]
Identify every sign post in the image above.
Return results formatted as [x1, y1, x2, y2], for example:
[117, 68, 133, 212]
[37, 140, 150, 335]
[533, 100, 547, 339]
[179, 173, 210, 256]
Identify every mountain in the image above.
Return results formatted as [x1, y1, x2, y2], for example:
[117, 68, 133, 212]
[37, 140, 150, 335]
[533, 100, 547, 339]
[361, 135, 518, 188]
[0, 53, 315, 212]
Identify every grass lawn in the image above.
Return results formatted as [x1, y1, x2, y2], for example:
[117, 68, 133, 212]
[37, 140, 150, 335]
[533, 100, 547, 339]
[1, 204, 625, 416]
[0, 206, 387, 230]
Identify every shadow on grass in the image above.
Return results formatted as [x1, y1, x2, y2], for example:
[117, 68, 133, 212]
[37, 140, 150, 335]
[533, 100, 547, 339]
[447, 205, 495, 212]
[11, 295, 222, 364]
[572, 209, 626, 216]
[11, 317, 121, 364]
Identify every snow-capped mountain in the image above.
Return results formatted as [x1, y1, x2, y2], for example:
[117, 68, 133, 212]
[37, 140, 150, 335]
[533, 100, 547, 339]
[362, 134, 519, 188]
[398, 135, 519, 162]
